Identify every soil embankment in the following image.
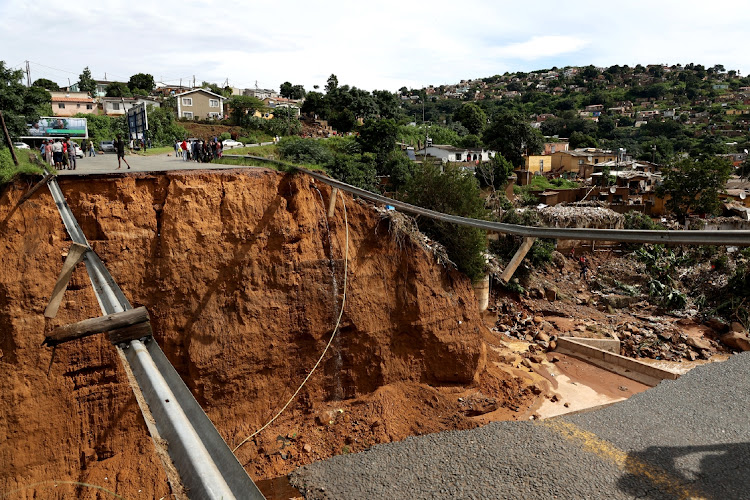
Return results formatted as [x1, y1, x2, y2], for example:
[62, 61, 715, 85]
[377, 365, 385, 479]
[0, 170, 535, 498]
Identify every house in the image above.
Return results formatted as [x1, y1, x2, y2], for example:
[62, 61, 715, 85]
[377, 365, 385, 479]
[523, 155, 553, 174]
[100, 97, 161, 115]
[49, 91, 96, 117]
[550, 149, 617, 175]
[175, 89, 226, 120]
[415, 145, 495, 166]
[543, 141, 569, 155]
[262, 97, 302, 117]
[243, 88, 278, 100]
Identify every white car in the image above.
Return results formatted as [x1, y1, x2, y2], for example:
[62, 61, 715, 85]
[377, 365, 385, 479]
[13, 142, 30, 149]
[222, 139, 244, 149]
[73, 144, 83, 158]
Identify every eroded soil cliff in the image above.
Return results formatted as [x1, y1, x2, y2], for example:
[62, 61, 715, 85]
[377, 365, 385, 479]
[0, 170, 535, 498]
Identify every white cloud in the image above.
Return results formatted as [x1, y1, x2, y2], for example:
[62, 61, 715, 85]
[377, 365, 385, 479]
[1, 0, 750, 92]
[491, 36, 590, 61]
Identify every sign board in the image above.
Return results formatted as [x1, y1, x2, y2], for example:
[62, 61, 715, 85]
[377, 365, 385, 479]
[127, 104, 148, 140]
[25, 117, 88, 138]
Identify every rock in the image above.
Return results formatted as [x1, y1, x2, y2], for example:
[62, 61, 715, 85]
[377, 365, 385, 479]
[548, 340, 557, 351]
[730, 322, 747, 334]
[720, 332, 750, 351]
[686, 337, 711, 351]
[602, 294, 639, 309]
[533, 316, 544, 324]
[316, 410, 337, 426]
[534, 332, 550, 343]
[545, 288, 557, 302]
[521, 358, 533, 369]
[550, 355, 561, 363]
[531, 354, 546, 364]
[563, 402, 570, 408]
[686, 350, 698, 361]
[303, 444, 312, 453]
[705, 317, 729, 333]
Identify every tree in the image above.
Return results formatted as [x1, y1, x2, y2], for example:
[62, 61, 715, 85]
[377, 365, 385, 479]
[325, 74, 338, 94]
[300, 91, 327, 117]
[402, 162, 488, 281]
[226, 95, 264, 125]
[280, 82, 293, 98]
[128, 73, 155, 93]
[658, 156, 732, 222]
[105, 82, 132, 97]
[357, 118, 398, 172]
[482, 110, 544, 168]
[32, 78, 59, 91]
[476, 153, 514, 191]
[569, 131, 599, 149]
[0, 61, 50, 144]
[78, 67, 97, 96]
[453, 102, 487, 136]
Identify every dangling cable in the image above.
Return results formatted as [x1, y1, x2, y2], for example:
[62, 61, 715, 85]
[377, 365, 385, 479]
[233, 189, 349, 452]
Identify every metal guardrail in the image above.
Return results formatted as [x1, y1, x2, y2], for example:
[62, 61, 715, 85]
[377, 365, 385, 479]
[46, 176, 264, 500]
[222, 154, 750, 247]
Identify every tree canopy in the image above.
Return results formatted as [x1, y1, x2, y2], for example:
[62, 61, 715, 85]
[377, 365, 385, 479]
[0, 61, 51, 144]
[482, 110, 544, 167]
[128, 73, 155, 93]
[658, 156, 732, 222]
[32, 78, 59, 91]
[78, 67, 96, 95]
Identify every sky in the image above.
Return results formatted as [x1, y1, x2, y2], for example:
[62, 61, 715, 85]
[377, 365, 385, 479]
[2, 0, 750, 93]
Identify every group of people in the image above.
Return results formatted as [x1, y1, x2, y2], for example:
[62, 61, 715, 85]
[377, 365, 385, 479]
[40, 137, 80, 170]
[175, 138, 223, 163]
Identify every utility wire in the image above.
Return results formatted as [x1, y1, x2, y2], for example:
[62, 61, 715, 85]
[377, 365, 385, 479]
[232, 188, 349, 452]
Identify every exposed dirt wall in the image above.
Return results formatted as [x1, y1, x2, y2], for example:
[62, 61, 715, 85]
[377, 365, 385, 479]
[0, 170, 516, 497]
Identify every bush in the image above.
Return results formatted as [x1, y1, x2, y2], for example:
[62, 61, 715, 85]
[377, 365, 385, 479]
[624, 211, 665, 230]
[402, 162, 488, 281]
[277, 137, 333, 165]
[323, 152, 378, 191]
[219, 132, 231, 141]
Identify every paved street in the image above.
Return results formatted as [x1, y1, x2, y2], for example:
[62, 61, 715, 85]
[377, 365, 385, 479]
[55, 151, 248, 175]
[290, 353, 750, 499]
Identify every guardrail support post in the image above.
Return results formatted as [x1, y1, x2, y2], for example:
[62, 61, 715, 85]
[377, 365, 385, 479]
[328, 188, 339, 217]
[500, 237, 536, 284]
[44, 242, 90, 319]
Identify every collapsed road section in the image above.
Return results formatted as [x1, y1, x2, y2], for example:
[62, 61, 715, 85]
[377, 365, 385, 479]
[45, 174, 264, 500]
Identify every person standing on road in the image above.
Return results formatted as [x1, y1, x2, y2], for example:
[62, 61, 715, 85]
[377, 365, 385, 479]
[66, 137, 77, 170]
[45, 140, 54, 166]
[174, 140, 181, 158]
[51, 139, 63, 169]
[114, 134, 130, 170]
[181, 139, 188, 161]
[89, 139, 96, 157]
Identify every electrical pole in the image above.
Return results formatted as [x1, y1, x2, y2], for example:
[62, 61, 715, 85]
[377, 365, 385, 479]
[25, 61, 31, 87]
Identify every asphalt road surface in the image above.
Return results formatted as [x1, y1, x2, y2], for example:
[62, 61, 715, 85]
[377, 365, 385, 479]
[55, 151, 248, 175]
[290, 353, 750, 499]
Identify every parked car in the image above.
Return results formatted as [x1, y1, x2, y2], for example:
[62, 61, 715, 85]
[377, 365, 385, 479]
[72, 144, 83, 158]
[222, 139, 244, 149]
[100, 141, 115, 153]
[13, 142, 30, 149]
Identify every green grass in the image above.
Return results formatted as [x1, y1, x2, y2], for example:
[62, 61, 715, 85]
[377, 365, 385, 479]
[135, 146, 174, 156]
[527, 175, 579, 190]
[225, 144, 279, 157]
[0, 148, 47, 186]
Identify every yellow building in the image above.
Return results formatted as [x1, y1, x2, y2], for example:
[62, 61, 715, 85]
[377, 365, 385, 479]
[550, 149, 618, 175]
[523, 155, 553, 173]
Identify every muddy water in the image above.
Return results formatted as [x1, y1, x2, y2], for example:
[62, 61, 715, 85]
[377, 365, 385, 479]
[256, 475, 303, 499]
